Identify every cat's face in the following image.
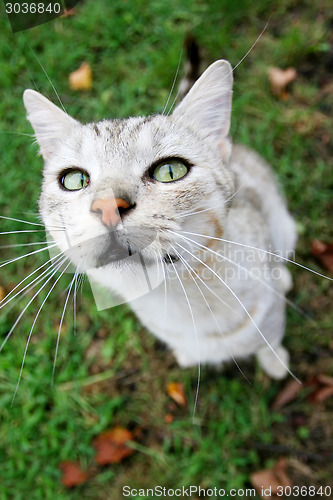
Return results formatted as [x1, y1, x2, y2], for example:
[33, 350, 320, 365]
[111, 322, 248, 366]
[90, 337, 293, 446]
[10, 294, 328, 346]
[23, 60, 235, 276]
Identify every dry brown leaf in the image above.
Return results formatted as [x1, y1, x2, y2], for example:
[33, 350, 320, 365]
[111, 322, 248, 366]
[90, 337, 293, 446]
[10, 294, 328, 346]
[69, 62, 92, 91]
[0, 285, 5, 302]
[164, 413, 174, 424]
[59, 461, 90, 488]
[311, 239, 333, 273]
[307, 374, 333, 403]
[271, 379, 303, 410]
[310, 385, 333, 403]
[268, 67, 297, 97]
[166, 382, 187, 407]
[251, 458, 293, 499]
[93, 426, 135, 465]
[316, 374, 333, 386]
[61, 7, 77, 17]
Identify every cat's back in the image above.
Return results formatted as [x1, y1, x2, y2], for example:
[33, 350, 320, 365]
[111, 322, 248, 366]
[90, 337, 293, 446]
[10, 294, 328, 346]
[228, 144, 297, 256]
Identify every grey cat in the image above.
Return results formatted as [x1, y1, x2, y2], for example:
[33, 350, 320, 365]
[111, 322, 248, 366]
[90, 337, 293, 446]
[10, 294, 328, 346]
[23, 59, 297, 379]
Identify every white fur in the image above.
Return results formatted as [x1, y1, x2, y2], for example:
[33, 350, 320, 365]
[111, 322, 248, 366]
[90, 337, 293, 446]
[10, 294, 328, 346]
[24, 60, 297, 379]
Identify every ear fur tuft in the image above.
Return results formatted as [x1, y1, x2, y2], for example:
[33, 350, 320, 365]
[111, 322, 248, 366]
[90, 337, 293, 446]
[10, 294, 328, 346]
[23, 89, 79, 159]
[172, 60, 233, 144]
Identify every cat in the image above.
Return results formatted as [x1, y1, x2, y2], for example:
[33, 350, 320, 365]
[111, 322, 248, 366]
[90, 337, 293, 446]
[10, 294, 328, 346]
[22, 58, 298, 380]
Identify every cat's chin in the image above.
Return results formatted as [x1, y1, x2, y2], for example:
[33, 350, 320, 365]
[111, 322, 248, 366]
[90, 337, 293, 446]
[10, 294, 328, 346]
[93, 244, 158, 270]
[57, 227, 160, 270]
[86, 245, 180, 270]
[92, 248, 179, 271]
[95, 239, 135, 268]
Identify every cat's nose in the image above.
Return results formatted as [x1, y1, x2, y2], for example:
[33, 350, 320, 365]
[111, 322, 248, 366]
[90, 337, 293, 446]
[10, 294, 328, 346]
[91, 197, 131, 228]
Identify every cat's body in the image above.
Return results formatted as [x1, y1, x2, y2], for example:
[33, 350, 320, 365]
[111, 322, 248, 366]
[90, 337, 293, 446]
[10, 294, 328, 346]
[23, 60, 297, 379]
[124, 144, 296, 377]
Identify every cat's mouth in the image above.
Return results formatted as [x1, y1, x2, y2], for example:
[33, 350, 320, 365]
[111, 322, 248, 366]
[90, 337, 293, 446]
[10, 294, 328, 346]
[93, 226, 159, 268]
[96, 242, 180, 269]
[63, 225, 180, 269]
[96, 237, 135, 267]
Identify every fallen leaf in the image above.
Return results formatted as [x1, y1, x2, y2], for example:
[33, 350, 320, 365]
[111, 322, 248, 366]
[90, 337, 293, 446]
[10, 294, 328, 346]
[271, 379, 303, 410]
[251, 458, 293, 499]
[316, 374, 333, 386]
[268, 67, 297, 97]
[164, 413, 174, 424]
[308, 374, 333, 403]
[93, 426, 135, 465]
[61, 7, 77, 17]
[59, 461, 90, 488]
[166, 382, 187, 407]
[0, 285, 5, 302]
[311, 239, 333, 273]
[69, 62, 92, 91]
[310, 385, 333, 403]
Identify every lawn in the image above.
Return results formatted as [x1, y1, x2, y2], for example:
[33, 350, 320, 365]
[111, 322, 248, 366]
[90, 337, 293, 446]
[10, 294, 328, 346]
[0, 0, 332, 498]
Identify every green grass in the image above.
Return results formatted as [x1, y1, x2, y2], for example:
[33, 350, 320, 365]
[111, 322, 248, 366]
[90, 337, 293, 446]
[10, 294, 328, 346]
[0, 0, 332, 498]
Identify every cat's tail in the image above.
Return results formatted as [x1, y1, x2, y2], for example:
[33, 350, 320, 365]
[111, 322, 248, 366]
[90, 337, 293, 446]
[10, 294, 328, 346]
[177, 35, 202, 100]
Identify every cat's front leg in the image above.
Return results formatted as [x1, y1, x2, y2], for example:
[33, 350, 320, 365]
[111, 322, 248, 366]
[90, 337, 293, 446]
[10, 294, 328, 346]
[173, 350, 197, 368]
[256, 344, 290, 379]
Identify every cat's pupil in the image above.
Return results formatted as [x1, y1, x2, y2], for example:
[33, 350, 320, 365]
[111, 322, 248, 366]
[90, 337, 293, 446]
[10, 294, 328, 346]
[152, 160, 188, 183]
[61, 169, 90, 191]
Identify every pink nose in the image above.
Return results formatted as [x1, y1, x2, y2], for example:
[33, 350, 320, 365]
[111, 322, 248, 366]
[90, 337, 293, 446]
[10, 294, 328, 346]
[91, 197, 130, 228]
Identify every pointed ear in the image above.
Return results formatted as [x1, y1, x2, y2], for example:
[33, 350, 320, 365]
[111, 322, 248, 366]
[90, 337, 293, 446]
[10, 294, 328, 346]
[172, 60, 233, 145]
[23, 89, 80, 160]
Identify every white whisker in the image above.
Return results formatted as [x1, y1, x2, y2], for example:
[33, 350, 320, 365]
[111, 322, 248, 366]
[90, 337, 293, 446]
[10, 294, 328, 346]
[177, 230, 333, 281]
[0, 255, 69, 353]
[0, 243, 57, 270]
[177, 206, 215, 219]
[11, 259, 72, 404]
[172, 230, 313, 322]
[168, 253, 201, 421]
[177, 188, 243, 220]
[0, 230, 48, 235]
[162, 46, 184, 115]
[0, 251, 64, 311]
[232, 20, 269, 74]
[73, 271, 80, 335]
[0, 241, 54, 249]
[0, 215, 45, 227]
[171, 245, 251, 384]
[225, 184, 243, 203]
[52, 270, 77, 384]
[162, 232, 241, 317]
[160, 256, 169, 334]
[173, 239, 300, 383]
[31, 49, 67, 113]
[0, 131, 35, 138]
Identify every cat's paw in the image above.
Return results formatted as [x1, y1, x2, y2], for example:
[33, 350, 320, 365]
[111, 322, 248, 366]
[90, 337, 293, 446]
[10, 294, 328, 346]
[174, 351, 196, 368]
[256, 344, 290, 379]
[279, 267, 293, 293]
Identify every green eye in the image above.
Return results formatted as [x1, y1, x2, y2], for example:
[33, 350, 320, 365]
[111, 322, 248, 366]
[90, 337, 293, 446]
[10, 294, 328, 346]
[153, 160, 188, 183]
[61, 170, 90, 191]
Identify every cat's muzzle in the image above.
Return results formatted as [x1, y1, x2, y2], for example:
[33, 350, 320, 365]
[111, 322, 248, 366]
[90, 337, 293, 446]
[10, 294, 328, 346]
[93, 225, 159, 267]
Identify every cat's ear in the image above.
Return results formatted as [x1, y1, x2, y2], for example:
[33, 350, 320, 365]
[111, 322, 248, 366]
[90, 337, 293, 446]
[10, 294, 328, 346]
[172, 60, 233, 146]
[23, 89, 80, 160]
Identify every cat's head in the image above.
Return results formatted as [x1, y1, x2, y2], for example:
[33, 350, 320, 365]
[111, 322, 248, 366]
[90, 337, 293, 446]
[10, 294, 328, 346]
[23, 60, 235, 279]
